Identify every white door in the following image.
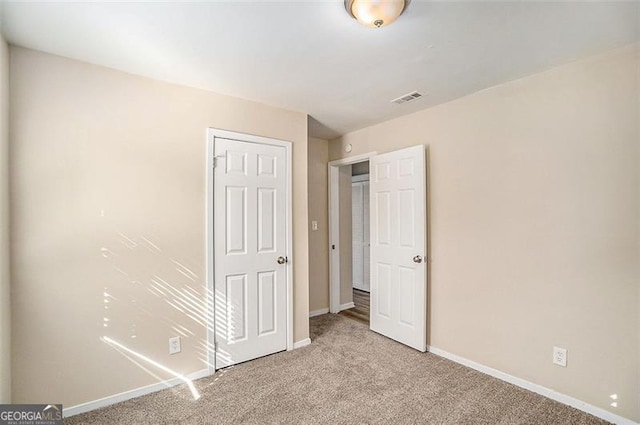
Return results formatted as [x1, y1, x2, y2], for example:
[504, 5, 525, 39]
[214, 137, 288, 368]
[352, 179, 371, 293]
[369, 145, 426, 352]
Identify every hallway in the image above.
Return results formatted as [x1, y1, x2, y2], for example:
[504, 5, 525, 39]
[339, 289, 369, 324]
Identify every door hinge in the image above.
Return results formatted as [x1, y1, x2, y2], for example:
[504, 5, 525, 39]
[213, 154, 225, 168]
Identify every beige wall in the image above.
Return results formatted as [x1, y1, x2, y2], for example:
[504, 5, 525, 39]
[0, 34, 10, 404]
[338, 165, 353, 306]
[330, 45, 640, 422]
[9, 46, 309, 408]
[307, 137, 329, 313]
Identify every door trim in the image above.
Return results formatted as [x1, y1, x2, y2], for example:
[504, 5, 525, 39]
[206, 128, 294, 374]
[327, 152, 376, 314]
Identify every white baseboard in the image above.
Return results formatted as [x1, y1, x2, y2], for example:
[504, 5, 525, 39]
[309, 308, 329, 318]
[293, 338, 311, 349]
[339, 302, 355, 312]
[427, 346, 637, 425]
[63, 368, 210, 418]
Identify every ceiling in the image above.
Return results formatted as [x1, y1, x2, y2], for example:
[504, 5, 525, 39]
[1, 1, 638, 139]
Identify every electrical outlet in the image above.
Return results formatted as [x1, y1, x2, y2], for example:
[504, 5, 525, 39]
[553, 346, 567, 367]
[312, 220, 318, 231]
[169, 336, 181, 355]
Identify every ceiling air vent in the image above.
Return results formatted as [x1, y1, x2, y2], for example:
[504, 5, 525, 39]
[391, 91, 423, 105]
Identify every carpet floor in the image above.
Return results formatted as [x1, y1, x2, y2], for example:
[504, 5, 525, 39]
[65, 314, 609, 424]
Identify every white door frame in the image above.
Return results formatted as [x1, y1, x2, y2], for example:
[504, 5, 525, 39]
[328, 152, 376, 314]
[206, 128, 294, 374]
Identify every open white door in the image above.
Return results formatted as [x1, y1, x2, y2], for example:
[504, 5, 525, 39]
[369, 145, 426, 352]
[213, 136, 288, 368]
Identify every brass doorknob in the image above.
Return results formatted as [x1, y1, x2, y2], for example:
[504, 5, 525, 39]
[412, 255, 422, 264]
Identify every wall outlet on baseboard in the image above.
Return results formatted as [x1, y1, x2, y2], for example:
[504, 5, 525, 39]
[553, 346, 567, 367]
[169, 336, 181, 355]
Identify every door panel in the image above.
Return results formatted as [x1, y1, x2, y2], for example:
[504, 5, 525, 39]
[214, 137, 287, 368]
[257, 188, 276, 252]
[226, 274, 247, 343]
[376, 191, 391, 245]
[398, 266, 415, 327]
[257, 271, 276, 335]
[226, 187, 246, 254]
[377, 262, 392, 318]
[398, 189, 415, 247]
[376, 161, 391, 180]
[370, 145, 426, 352]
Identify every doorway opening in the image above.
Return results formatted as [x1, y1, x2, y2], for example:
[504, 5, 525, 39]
[342, 163, 370, 324]
[329, 145, 428, 352]
[328, 152, 376, 324]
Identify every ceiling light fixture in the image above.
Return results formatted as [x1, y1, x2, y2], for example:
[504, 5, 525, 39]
[344, 0, 410, 29]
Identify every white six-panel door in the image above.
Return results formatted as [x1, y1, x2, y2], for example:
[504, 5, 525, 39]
[213, 137, 288, 368]
[370, 145, 427, 352]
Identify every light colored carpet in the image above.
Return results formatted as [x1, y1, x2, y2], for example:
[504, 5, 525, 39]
[65, 314, 609, 424]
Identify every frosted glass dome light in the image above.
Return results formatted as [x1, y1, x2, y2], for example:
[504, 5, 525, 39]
[345, 0, 410, 28]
